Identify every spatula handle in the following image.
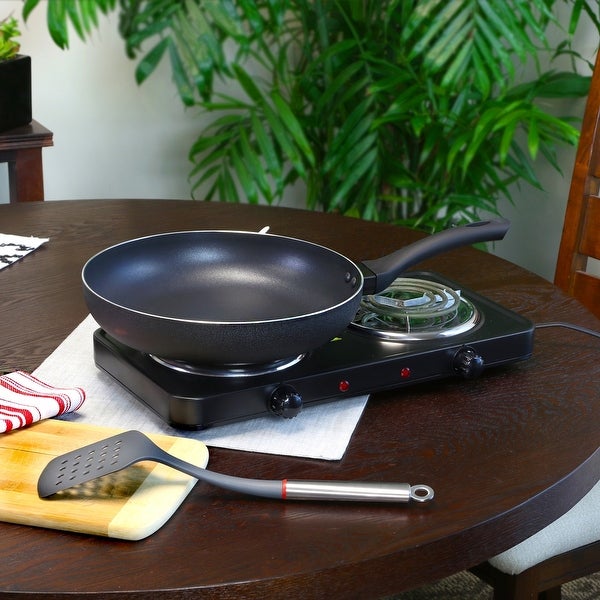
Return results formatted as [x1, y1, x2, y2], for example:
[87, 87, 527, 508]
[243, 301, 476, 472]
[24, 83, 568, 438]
[160, 452, 435, 503]
[282, 480, 434, 503]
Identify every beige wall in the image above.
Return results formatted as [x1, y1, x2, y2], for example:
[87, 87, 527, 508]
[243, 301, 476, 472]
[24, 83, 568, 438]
[1, 1, 597, 282]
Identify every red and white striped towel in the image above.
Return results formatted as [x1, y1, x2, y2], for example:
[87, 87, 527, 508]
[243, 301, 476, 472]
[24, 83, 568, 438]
[0, 371, 85, 433]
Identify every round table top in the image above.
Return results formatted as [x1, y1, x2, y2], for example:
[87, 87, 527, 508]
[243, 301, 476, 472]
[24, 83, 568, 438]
[1, 199, 599, 599]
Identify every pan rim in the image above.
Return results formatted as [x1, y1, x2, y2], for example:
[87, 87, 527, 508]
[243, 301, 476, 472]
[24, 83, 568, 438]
[81, 229, 365, 325]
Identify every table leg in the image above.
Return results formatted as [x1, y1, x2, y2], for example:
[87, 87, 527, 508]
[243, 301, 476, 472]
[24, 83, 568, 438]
[4, 147, 45, 203]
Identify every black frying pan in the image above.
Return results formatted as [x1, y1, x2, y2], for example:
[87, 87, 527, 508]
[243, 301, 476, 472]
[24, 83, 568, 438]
[82, 219, 509, 365]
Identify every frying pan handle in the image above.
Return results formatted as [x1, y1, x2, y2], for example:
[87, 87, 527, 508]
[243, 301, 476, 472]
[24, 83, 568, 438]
[360, 218, 510, 294]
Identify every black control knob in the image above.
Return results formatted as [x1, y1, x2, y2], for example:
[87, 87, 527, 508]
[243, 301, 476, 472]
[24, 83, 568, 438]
[453, 346, 484, 379]
[270, 385, 303, 418]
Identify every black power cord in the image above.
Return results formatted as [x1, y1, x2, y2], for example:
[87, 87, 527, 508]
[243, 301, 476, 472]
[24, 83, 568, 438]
[535, 322, 600, 339]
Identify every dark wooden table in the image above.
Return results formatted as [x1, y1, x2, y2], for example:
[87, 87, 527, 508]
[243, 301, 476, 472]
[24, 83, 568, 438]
[0, 120, 53, 203]
[1, 200, 599, 599]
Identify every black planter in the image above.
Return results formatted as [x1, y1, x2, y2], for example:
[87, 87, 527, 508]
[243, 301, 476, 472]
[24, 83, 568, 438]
[0, 54, 32, 132]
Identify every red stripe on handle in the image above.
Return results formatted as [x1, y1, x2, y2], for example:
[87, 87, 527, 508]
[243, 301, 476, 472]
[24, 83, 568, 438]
[281, 479, 288, 500]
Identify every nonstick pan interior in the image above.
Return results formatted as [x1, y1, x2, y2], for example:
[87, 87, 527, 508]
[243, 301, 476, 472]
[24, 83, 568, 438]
[83, 231, 363, 323]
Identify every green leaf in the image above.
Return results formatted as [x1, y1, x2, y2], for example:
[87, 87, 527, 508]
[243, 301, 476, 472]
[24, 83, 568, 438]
[372, 87, 427, 127]
[189, 129, 237, 159]
[239, 126, 274, 202]
[204, 0, 244, 39]
[65, 0, 86, 41]
[328, 147, 378, 210]
[230, 143, 258, 204]
[167, 38, 194, 106]
[461, 106, 503, 171]
[440, 37, 473, 89]
[423, 4, 471, 73]
[220, 164, 241, 203]
[251, 112, 283, 184]
[270, 91, 315, 166]
[408, 1, 464, 61]
[470, 46, 491, 97]
[232, 63, 265, 104]
[527, 118, 540, 159]
[499, 120, 518, 163]
[327, 132, 378, 180]
[478, 0, 533, 61]
[135, 38, 169, 85]
[46, 0, 69, 49]
[22, 0, 43, 22]
[190, 147, 229, 180]
[533, 72, 591, 98]
[190, 163, 223, 192]
[473, 13, 515, 84]
[324, 99, 374, 171]
[314, 60, 364, 113]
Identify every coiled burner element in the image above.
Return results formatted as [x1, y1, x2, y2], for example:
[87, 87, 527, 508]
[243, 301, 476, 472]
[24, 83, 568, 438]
[351, 277, 480, 340]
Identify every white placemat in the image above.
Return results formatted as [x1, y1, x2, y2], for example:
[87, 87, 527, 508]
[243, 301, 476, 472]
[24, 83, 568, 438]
[33, 316, 369, 460]
[0, 234, 49, 270]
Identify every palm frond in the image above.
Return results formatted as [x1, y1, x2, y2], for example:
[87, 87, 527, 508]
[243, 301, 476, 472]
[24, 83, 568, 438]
[401, 0, 560, 94]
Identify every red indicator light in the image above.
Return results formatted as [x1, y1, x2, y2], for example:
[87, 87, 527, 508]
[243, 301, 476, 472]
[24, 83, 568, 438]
[338, 380, 350, 392]
[400, 367, 411, 379]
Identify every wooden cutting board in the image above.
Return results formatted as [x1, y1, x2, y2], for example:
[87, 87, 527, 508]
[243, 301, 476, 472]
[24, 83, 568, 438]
[0, 419, 209, 540]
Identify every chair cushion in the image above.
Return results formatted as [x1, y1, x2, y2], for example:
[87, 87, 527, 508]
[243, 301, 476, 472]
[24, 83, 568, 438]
[488, 478, 600, 574]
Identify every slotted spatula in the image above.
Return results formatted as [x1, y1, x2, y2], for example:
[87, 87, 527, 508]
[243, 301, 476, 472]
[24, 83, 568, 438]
[37, 430, 434, 503]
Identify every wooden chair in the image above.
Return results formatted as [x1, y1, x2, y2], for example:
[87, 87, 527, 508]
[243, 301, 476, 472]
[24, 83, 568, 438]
[469, 50, 600, 599]
[554, 51, 600, 320]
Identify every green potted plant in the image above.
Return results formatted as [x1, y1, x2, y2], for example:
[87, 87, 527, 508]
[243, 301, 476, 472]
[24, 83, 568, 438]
[0, 15, 31, 132]
[21, 1, 600, 231]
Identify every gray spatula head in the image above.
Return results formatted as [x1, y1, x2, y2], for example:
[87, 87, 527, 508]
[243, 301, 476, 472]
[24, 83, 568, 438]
[37, 430, 286, 500]
[37, 431, 160, 497]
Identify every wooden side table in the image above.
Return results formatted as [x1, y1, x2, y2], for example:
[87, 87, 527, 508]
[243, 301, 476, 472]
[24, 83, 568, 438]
[0, 120, 53, 203]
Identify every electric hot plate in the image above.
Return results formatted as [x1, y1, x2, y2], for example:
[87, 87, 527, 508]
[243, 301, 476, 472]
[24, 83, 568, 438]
[93, 272, 535, 429]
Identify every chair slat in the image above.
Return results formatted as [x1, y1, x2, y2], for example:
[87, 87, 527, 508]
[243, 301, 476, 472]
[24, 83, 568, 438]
[572, 270, 600, 319]
[580, 195, 600, 259]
